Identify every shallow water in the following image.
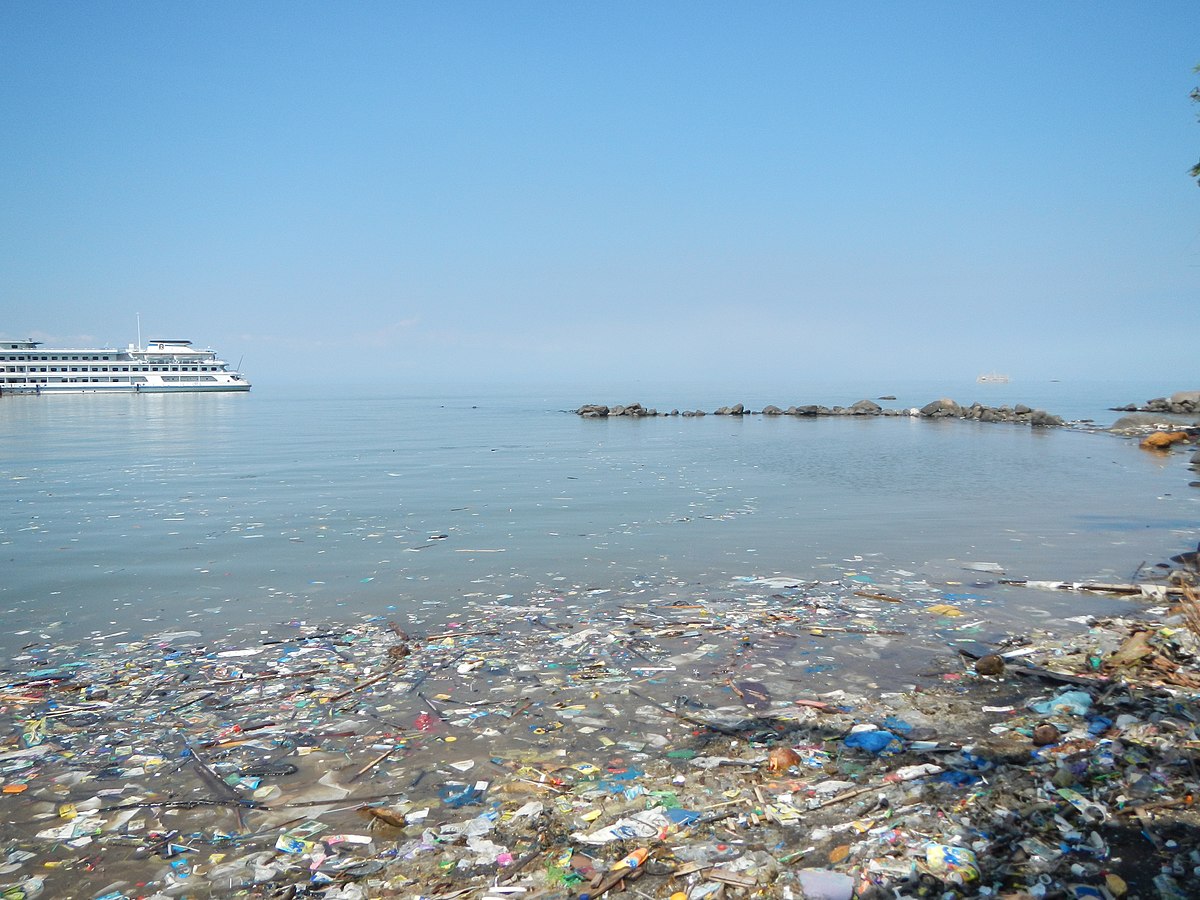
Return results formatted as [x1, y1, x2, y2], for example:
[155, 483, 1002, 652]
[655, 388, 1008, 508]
[0, 381, 1196, 655]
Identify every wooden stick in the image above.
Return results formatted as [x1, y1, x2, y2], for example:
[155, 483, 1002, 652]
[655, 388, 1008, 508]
[348, 747, 395, 783]
[423, 627, 501, 641]
[328, 668, 394, 703]
[813, 783, 877, 809]
[1117, 795, 1194, 817]
[211, 668, 325, 686]
[706, 869, 757, 887]
[496, 840, 547, 885]
[854, 590, 904, 603]
[804, 625, 907, 636]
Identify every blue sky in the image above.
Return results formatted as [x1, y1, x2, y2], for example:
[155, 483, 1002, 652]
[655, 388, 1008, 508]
[2, 2, 1198, 388]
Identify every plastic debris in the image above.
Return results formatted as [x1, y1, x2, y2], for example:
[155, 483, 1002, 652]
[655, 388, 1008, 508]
[0, 571, 1198, 897]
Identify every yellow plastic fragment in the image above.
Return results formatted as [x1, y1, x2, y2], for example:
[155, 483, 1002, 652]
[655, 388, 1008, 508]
[926, 603, 964, 617]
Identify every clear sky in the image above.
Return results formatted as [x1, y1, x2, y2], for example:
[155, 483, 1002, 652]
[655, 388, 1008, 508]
[2, 2, 1198, 388]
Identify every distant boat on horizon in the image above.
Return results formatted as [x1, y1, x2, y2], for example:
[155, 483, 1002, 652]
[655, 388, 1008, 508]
[976, 372, 1010, 384]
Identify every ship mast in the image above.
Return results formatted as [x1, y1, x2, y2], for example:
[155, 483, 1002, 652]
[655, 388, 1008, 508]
[136, 313, 142, 351]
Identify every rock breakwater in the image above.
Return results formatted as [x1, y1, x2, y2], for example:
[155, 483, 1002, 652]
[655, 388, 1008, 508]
[1112, 389, 1200, 416]
[575, 399, 1066, 426]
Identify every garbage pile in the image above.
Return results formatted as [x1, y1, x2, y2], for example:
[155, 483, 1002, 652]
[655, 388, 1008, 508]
[2, 577, 1200, 899]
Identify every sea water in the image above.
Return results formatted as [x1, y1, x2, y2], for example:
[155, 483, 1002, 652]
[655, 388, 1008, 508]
[1, 379, 1196, 656]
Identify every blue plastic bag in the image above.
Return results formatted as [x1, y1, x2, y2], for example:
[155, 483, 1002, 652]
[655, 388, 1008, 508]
[843, 729, 903, 755]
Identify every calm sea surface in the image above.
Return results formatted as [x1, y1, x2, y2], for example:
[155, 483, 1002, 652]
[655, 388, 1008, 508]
[1, 378, 1197, 658]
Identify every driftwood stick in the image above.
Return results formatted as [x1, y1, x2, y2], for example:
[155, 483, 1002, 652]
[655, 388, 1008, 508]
[211, 668, 325, 686]
[853, 590, 904, 603]
[348, 747, 395, 783]
[328, 667, 395, 703]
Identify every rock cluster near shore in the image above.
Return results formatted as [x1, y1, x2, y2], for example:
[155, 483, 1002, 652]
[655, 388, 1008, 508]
[1112, 389, 1200, 416]
[575, 399, 1066, 426]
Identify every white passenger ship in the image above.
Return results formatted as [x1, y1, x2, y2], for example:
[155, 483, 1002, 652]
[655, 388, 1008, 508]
[0, 337, 250, 394]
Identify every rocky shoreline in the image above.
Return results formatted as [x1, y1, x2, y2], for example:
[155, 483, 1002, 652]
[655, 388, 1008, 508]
[576, 399, 1068, 426]
[1111, 390, 1200, 417]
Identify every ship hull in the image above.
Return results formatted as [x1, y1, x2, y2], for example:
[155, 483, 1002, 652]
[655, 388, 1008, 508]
[1, 383, 251, 395]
